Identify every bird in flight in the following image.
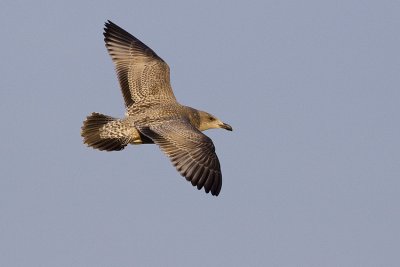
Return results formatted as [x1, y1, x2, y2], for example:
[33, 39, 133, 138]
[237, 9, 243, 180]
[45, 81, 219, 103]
[81, 21, 232, 196]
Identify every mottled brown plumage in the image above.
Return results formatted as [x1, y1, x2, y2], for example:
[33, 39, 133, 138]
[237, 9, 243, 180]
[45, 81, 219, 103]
[81, 21, 232, 196]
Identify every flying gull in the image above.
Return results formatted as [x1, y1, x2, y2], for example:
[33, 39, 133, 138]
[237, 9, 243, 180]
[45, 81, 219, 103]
[81, 20, 232, 196]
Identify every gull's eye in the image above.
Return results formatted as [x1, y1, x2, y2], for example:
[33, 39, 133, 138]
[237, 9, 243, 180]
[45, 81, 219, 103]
[209, 116, 214, 121]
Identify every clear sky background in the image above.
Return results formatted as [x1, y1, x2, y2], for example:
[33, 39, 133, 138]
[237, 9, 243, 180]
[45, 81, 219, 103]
[1, 1, 399, 266]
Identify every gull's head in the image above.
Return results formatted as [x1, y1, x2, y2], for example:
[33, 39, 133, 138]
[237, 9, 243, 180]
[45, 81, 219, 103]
[198, 111, 233, 132]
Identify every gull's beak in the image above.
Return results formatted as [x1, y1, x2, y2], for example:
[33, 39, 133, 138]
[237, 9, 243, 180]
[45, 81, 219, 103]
[220, 122, 233, 131]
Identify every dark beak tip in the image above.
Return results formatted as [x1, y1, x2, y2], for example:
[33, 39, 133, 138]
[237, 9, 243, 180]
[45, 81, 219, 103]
[222, 123, 233, 131]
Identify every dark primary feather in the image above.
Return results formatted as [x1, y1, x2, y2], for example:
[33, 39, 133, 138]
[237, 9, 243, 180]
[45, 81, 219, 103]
[138, 120, 222, 196]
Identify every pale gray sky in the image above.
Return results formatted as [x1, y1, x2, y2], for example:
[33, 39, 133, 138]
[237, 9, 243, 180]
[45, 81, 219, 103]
[1, 1, 399, 266]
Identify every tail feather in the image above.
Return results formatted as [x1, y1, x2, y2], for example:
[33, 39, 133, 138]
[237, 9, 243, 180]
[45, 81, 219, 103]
[81, 112, 129, 151]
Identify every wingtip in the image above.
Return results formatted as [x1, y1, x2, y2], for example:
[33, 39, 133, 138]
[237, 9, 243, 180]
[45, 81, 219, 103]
[208, 188, 221, 197]
[103, 20, 113, 33]
[211, 190, 220, 197]
[103, 20, 110, 39]
[105, 20, 113, 27]
[198, 179, 221, 196]
[103, 20, 122, 42]
[103, 20, 119, 34]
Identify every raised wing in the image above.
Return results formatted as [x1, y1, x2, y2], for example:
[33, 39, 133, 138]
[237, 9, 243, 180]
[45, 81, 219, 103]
[104, 20, 176, 107]
[139, 119, 222, 196]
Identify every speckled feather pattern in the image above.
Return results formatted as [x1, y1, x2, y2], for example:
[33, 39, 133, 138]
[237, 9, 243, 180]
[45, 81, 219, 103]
[81, 21, 231, 196]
